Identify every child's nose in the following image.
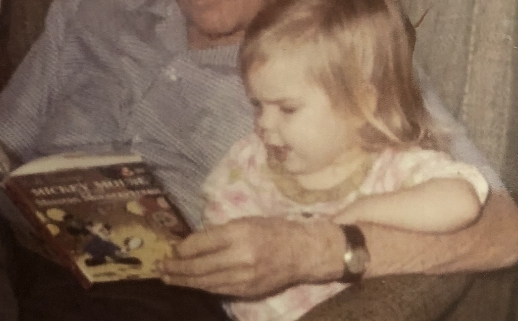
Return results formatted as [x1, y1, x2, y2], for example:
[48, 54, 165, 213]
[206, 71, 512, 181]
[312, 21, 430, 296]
[256, 106, 280, 134]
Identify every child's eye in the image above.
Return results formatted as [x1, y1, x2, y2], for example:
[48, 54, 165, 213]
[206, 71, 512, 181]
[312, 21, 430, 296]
[280, 105, 297, 115]
[250, 98, 262, 114]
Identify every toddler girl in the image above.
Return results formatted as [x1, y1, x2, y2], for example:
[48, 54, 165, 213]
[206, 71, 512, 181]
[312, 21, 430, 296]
[202, 0, 489, 320]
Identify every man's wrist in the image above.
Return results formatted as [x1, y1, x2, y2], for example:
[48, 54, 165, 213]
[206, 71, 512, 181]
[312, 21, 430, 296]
[339, 224, 370, 282]
[295, 221, 347, 283]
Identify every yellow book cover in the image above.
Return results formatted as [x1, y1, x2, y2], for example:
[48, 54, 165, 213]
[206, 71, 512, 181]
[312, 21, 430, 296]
[2, 153, 190, 289]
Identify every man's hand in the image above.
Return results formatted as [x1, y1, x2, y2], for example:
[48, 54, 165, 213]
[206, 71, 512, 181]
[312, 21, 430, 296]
[157, 217, 345, 297]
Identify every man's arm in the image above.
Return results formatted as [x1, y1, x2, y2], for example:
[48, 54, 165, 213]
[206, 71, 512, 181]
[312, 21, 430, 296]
[361, 189, 518, 277]
[0, 0, 80, 162]
[159, 121, 518, 297]
[159, 190, 518, 297]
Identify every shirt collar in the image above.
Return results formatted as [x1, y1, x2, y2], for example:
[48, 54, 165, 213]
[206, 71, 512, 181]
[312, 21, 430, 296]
[187, 44, 240, 68]
[124, 0, 175, 18]
[126, 0, 240, 68]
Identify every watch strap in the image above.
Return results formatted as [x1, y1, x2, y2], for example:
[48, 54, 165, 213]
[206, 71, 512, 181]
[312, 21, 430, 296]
[340, 224, 369, 283]
[342, 224, 366, 249]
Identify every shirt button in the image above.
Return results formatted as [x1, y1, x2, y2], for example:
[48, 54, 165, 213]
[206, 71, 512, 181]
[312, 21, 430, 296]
[165, 66, 179, 81]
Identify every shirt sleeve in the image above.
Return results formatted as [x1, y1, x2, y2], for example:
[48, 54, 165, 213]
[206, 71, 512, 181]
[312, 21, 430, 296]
[398, 148, 490, 205]
[201, 134, 266, 226]
[0, 0, 82, 162]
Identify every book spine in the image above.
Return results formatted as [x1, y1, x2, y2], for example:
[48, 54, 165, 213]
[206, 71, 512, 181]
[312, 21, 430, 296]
[4, 181, 93, 289]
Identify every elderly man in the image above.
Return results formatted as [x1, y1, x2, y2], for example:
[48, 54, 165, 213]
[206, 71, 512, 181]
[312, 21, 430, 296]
[0, 0, 517, 320]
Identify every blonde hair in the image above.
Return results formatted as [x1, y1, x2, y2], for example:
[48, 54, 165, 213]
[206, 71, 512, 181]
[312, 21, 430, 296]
[241, 0, 438, 151]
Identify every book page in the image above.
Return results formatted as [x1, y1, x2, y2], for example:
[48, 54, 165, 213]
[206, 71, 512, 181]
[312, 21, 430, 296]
[10, 153, 143, 176]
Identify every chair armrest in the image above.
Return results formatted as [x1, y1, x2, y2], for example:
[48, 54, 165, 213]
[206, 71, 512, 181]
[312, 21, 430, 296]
[298, 273, 472, 321]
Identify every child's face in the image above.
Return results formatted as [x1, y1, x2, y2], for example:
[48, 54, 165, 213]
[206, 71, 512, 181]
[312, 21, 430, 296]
[247, 56, 365, 184]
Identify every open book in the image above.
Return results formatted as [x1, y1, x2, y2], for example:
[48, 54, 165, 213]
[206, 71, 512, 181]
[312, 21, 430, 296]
[2, 153, 191, 289]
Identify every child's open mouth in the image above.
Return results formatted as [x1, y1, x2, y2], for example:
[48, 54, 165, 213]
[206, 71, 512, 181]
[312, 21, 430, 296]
[267, 145, 290, 163]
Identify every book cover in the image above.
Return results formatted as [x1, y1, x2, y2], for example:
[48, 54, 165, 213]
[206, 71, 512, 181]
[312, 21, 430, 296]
[3, 153, 191, 289]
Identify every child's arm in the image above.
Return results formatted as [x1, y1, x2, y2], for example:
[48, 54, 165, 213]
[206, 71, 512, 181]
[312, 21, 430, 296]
[334, 149, 489, 233]
[335, 177, 482, 232]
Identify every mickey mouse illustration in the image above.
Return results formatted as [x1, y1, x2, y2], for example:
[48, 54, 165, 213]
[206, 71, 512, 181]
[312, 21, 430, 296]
[83, 222, 142, 267]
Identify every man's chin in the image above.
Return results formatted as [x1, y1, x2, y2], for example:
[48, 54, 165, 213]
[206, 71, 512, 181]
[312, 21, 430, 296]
[188, 21, 245, 46]
[202, 24, 244, 40]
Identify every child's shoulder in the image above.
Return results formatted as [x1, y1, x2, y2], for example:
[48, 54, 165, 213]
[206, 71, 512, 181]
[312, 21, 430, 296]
[377, 146, 452, 167]
[362, 146, 457, 193]
[367, 147, 453, 182]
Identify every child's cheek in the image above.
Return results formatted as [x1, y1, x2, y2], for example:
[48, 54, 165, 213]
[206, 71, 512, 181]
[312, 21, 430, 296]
[254, 120, 265, 139]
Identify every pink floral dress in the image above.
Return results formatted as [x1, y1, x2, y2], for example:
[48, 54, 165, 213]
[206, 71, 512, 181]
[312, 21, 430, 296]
[202, 134, 488, 321]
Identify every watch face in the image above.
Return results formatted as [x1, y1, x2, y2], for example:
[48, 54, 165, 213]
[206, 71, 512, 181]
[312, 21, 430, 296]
[347, 248, 371, 274]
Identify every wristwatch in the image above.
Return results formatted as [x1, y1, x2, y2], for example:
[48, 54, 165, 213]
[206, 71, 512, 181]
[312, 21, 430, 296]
[340, 224, 370, 283]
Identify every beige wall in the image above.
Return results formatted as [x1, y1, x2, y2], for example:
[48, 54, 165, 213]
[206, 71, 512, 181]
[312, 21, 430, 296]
[401, 0, 518, 195]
